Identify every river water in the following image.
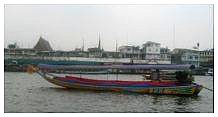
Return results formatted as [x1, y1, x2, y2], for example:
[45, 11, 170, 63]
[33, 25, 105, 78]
[4, 72, 213, 113]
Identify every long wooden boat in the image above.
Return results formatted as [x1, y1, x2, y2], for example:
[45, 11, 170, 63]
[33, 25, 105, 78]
[28, 64, 203, 95]
[42, 74, 202, 95]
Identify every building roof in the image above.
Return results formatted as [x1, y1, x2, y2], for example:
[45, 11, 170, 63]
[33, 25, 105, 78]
[87, 47, 102, 52]
[200, 49, 214, 52]
[142, 41, 161, 48]
[173, 48, 198, 51]
[172, 48, 199, 54]
[144, 41, 160, 45]
[118, 45, 140, 49]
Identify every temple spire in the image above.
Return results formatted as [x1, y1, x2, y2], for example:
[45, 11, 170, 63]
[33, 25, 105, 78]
[98, 32, 101, 49]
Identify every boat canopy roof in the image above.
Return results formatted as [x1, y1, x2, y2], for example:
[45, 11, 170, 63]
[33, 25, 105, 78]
[38, 64, 195, 70]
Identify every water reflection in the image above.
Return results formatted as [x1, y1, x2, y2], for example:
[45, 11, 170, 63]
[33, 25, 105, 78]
[29, 86, 206, 113]
[173, 96, 201, 112]
[151, 95, 161, 105]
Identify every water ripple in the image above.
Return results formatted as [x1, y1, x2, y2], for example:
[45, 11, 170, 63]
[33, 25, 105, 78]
[4, 72, 213, 113]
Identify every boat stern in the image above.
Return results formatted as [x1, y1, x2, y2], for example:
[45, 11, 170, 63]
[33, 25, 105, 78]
[192, 84, 203, 95]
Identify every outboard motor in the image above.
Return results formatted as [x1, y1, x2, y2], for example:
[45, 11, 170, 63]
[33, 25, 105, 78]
[175, 70, 194, 84]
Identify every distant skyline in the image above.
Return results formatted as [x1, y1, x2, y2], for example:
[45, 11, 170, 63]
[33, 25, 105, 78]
[5, 4, 213, 51]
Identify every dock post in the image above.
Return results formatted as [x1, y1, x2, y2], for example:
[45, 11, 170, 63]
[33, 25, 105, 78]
[107, 70, 109, 80]
[116, 69, 118, 80]
[80, 70, 81, 78]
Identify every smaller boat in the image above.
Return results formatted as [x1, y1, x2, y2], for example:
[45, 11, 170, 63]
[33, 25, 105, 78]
[205, 68, 213, 76]
[27, 64, 203, 95]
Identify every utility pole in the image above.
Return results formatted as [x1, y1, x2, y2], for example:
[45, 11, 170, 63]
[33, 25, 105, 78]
[115, 40, 118, 52]
[82, 37, 85, 52]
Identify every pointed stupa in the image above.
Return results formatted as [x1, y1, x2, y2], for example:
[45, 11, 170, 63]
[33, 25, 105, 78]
[98, 32, 101, 49]
[34, 37, 52, 51]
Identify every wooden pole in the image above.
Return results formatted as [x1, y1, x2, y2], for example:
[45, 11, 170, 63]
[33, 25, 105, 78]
[80, 70, 81, 78]
[116, 69, 118, 80]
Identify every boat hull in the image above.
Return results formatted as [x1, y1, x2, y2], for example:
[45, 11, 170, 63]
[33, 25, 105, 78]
[43, 76, 203, 95]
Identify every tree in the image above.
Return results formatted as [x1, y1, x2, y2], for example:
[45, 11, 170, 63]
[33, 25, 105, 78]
[8, 43, 18, 49]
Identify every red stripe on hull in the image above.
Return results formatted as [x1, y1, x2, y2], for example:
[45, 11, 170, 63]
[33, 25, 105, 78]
[55, 75, 180, 86]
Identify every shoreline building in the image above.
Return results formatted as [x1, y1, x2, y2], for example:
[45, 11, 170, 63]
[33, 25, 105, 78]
[142, 41, 161, 63]
[118, 45, 141, 59]
[171, 48, 200, 67]
[117, 41, 171, 64]
[199, 49, 214, 68]
[160, 47, 171, 62]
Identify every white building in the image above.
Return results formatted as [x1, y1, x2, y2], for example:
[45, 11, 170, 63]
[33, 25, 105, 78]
[119, 45, 140, 54]
[118, 45, 140, 59]
[142, 41, 161, 60]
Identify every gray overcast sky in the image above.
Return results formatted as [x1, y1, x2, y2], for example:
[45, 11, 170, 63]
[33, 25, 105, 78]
[5, 4, 213, 51]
